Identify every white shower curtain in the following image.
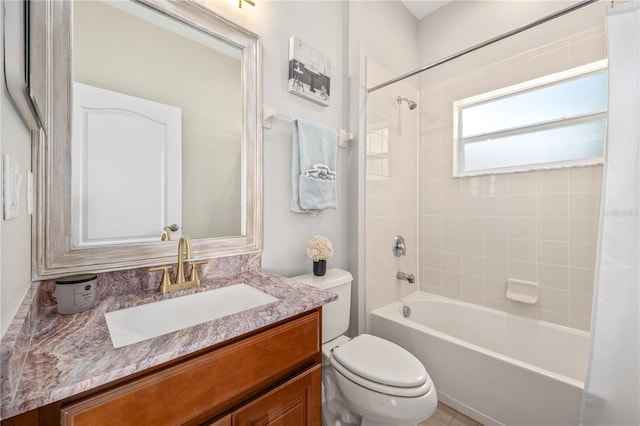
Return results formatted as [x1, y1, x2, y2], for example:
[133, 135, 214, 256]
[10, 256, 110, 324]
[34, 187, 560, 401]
[579, 2, 640, 426]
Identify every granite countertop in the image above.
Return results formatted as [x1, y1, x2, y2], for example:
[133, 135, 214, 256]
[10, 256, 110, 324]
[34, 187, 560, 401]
[0, 270, 336, 420]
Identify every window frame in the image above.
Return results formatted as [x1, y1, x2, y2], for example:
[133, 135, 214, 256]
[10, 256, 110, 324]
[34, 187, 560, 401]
[453, 59, 608, 177]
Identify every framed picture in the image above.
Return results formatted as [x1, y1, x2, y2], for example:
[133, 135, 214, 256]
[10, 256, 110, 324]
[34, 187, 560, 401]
[288, 36, 331, 107]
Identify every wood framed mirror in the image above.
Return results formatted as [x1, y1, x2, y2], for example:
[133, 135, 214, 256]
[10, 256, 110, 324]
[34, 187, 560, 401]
[34, 0, 262, 278]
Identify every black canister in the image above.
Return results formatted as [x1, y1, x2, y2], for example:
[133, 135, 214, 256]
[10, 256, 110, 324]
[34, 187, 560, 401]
[55, 274, 98, 314]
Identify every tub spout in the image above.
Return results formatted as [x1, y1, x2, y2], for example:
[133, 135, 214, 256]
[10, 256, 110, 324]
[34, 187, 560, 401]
[397, 271, 415, 284]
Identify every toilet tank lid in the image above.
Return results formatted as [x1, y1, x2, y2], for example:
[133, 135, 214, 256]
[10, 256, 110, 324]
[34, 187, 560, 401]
[291, 268, 353, 290]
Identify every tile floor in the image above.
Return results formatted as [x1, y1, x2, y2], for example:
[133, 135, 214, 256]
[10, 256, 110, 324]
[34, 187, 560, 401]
[419, 402, 484, 426]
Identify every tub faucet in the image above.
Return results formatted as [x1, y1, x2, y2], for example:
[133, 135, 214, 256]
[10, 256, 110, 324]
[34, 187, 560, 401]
[397, 271, 415, 284]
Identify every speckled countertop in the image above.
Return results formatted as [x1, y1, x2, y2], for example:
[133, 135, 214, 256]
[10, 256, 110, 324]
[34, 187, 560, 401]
[0, 270, 336, 420]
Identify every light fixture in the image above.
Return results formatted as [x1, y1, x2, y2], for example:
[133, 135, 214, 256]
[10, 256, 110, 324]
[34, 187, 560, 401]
[238, 0, 255, 7]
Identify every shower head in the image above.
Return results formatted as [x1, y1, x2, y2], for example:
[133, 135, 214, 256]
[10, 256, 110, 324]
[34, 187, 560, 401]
[397, 96, 417, 110]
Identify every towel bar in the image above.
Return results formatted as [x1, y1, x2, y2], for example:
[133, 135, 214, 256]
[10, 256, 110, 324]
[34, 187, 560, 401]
[262, 104, 353, 147]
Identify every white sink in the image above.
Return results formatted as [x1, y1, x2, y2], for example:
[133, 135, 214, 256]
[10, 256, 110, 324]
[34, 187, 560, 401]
[105, 283, 279, 348]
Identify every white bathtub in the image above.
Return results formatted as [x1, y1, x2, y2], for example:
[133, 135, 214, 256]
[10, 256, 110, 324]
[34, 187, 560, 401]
[370, 292, 590, 426]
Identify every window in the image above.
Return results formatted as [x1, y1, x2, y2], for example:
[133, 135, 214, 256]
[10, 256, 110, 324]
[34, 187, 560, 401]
[453, 60, 608, 177]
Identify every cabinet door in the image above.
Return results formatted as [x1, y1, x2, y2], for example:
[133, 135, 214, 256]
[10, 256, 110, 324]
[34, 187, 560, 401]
[232, 364, 321, 426]
[206, 414, 232, 426]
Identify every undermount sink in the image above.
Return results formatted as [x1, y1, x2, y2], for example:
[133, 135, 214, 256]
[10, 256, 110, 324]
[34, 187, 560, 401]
[105, 284, 279, 348]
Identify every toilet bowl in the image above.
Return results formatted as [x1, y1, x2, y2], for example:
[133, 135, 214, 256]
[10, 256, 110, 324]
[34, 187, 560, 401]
[325, 334, 437, 426]
[293, 269, 437, 426]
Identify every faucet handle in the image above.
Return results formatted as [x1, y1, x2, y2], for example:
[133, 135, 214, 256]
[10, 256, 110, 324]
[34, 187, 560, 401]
[392, 235, 407, 257]
[188, 261, 208, 285]
[149, 265, 173, 293]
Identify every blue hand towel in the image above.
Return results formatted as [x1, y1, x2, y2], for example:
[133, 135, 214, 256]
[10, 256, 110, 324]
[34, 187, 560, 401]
[291, 118, 338, 215]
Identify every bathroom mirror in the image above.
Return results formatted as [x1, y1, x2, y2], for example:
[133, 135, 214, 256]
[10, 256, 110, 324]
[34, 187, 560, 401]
[34, 0, 262, 278]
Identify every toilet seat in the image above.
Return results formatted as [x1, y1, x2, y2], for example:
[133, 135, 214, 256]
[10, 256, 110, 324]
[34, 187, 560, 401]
[330, 334, 432, 398]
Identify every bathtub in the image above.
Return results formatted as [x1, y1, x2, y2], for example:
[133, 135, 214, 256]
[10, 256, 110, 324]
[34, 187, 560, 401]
[370, 292, 590, 426]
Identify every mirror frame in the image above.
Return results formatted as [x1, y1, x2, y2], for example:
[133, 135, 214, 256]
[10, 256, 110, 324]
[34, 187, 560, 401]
[3, 0, 47, 132]
[34, 0, 262, 279]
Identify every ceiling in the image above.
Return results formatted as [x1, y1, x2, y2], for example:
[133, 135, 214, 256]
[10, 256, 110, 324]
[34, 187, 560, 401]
[400, 0, 451, 20]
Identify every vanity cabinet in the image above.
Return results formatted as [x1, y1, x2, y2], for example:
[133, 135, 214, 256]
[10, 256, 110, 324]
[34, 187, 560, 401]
[2, 310, 322, 426]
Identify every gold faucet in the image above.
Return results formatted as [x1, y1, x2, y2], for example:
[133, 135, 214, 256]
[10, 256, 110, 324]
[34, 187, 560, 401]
[149, 235, 207, 293]
[176, 235, 193, 284]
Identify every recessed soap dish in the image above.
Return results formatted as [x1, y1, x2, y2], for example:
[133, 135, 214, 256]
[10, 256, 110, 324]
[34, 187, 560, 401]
[506, 279, 538, 304]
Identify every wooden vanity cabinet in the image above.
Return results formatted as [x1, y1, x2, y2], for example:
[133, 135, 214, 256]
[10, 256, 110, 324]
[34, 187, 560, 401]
[2, 309, 322, 426]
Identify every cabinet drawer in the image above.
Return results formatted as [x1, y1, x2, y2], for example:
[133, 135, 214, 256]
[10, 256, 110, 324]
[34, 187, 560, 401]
[61, 311, 320, 425]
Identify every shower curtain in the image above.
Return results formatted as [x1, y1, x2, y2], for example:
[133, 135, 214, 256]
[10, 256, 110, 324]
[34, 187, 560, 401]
[579, 3, 640, 425]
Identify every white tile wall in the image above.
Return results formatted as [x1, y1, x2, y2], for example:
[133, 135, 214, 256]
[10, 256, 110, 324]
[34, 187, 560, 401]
[417, 27, 606, 331]
[365, 61, 419, 329]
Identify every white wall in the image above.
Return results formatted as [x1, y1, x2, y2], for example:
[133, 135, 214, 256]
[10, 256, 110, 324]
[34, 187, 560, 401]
[0, 1, 357, 337]
[416, 1, 607, 330]
[417, 0, 605, 86]
[0, 11, 34, 336]
[356, 1, 420, 329]
[365, 60, 419, 325]
[359, 1, 419, 84]
[358, 0, 608, 332]
[0, 0, 610, 337]
[201, 1, 354, 278]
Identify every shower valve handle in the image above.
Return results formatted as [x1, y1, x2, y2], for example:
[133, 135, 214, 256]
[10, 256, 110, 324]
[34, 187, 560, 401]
[392, 235, 406, 257]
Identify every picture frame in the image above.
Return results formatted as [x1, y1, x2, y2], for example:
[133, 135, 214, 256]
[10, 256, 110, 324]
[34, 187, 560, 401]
[288, 36, 331, 107]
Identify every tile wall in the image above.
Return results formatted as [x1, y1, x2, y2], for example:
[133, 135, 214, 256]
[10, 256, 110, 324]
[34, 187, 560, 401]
[365, 60, 419, 327]
[417, 27, 607, 330]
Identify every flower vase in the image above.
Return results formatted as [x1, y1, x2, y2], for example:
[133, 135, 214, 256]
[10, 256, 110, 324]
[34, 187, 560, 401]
[313, 260, 327, 276]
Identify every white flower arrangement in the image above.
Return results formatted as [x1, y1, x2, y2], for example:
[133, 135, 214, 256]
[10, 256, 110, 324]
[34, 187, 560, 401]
[306, 235, 334, 262]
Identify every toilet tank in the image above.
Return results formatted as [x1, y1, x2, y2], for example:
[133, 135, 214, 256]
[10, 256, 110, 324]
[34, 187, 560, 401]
[292, 268, 352, 343]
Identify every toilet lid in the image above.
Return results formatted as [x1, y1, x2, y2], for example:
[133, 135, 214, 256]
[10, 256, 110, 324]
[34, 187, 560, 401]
[331, 334, 427, 388]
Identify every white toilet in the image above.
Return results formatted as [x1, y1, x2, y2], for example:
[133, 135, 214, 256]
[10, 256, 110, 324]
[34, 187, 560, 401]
[293, 268, 437, 426]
